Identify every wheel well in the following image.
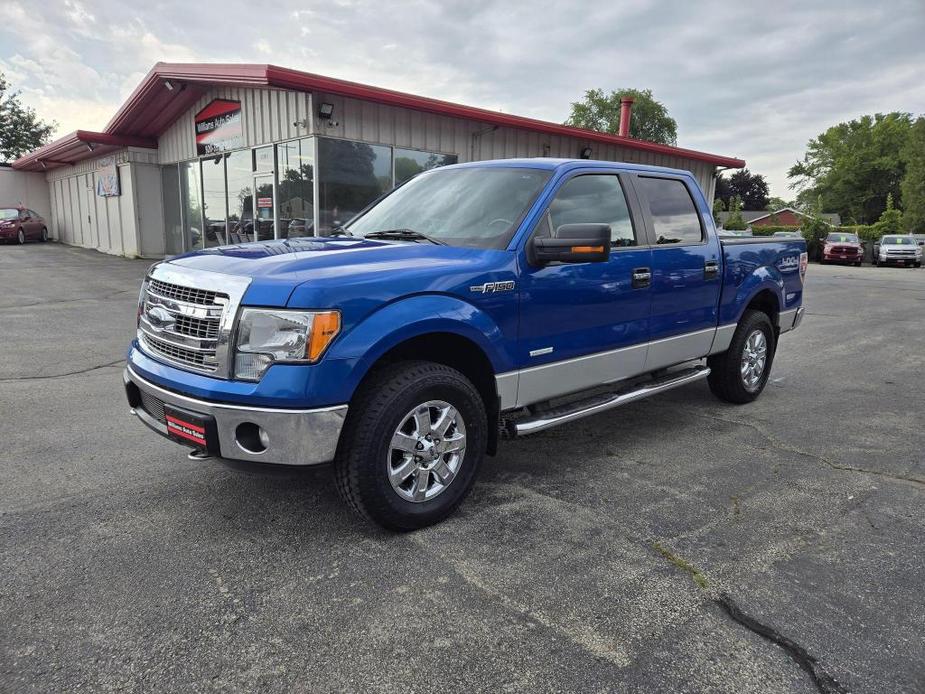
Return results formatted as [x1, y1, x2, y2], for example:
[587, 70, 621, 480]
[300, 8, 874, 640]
[361, 332, 500, 455]
[744, 290, 780, 330]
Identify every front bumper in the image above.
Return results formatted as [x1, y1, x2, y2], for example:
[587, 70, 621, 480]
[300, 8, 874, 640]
[124, 366, 347, 466]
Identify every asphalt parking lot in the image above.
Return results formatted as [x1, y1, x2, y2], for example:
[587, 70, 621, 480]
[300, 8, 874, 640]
[1, 243, 923, 693]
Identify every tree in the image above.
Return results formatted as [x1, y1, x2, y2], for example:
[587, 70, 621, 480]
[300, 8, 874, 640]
[564, 88, 678, 145]
[801, 195, 832, 260]
[724, 196, 748, 230]
[900, 117, 925, 232]
[767, 196, 792, 211]
[788, 112, 913, 224]
[714, 169, 770, 210]
[873, 193, 903, 237]
[712, 197, 725, 226]
[0, 72, 56, 162]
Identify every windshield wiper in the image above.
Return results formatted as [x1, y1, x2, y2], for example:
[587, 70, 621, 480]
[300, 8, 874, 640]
[363, 229, 447, 245]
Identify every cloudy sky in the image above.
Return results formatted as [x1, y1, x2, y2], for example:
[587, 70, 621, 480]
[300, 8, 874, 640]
[2, 0, 924, 195]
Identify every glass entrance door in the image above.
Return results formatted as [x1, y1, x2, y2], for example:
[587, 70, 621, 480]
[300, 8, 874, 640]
[253, 174, 275, 241]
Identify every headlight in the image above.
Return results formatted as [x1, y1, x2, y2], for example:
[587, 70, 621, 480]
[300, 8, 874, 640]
[136, 278, 149, 327]
[233, 308, 340, 381]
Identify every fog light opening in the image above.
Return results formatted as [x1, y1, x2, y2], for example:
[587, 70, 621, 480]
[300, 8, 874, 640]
[235, 422, 268, 454]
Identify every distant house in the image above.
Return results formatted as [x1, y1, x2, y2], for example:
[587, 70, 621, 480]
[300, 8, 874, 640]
[718, 207, 841, 228]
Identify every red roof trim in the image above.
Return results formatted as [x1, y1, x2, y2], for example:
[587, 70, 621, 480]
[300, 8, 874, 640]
[15, 62, 745, 172]
[12, 131, 157, 171]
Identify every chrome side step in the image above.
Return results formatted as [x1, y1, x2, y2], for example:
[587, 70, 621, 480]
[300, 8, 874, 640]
[509, 366, 710, 436]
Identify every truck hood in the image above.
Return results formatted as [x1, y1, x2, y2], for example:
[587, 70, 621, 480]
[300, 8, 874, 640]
[165, 237, 510, 306]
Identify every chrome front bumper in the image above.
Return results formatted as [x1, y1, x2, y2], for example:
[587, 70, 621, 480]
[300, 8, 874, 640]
[124, 366, 347, 466]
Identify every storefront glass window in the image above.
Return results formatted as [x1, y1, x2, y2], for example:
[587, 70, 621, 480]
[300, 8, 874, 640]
[226, 150, 254, 243]
[201, 155, 227, 247]
[180, 161, 203, 249]
[394, 148, 457, 185]
[318, 138, 392, 234]
[253, 146, 274, 174]
[161, 164, 183, 255]
[277, 138, 314, 238]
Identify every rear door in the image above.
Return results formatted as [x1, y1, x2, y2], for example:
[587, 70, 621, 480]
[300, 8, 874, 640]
[515, 171, 653, 406]
[632, 174, 722, 371]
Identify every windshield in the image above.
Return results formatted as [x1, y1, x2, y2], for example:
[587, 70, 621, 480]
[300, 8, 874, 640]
[827, 233, 859, 243]
[881, 236, 913, 245]
[347, 167, 552, 249]
[0, 208, 18, 221]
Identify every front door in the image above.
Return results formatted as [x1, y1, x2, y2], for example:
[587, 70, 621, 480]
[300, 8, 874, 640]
[632, 174, 722, 371]
[515, 172, 653, 407]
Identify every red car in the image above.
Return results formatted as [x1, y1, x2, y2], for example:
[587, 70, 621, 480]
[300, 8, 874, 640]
[0, 206, 49, 244]
[820, 232, 862, 266]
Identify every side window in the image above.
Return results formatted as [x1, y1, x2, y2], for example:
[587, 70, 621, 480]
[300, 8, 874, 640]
[19, 209, 28, 220]
[548, 175, 637, 247]
[637, 177, 703, 245]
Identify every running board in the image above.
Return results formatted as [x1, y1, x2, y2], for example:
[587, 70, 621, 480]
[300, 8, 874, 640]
[508, 366, 710, 437]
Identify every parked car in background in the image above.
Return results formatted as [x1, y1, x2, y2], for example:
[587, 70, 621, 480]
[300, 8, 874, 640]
[873, 235, 922, 267]
[911, 233, 925, 247]
[772, 230, 802, 238]
[0, 207, 48, 244]
[820, 232, 862, 266]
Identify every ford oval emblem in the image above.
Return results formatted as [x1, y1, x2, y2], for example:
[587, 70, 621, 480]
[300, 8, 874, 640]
[146, 305, 175, 331]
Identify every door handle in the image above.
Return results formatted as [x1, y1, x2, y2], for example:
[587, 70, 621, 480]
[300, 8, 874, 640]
[632, 267, 651, 289]
[704, 260, 719, 279]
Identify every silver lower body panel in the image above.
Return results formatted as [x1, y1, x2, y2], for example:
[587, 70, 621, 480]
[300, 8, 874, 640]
[124, 367, 347, 466]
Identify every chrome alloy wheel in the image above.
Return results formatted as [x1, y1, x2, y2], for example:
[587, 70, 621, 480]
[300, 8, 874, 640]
[387, 400, 467, 503]
[740, 329, 768, 391]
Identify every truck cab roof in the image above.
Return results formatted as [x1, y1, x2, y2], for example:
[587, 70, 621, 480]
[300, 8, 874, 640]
[443, 157, 694, 179]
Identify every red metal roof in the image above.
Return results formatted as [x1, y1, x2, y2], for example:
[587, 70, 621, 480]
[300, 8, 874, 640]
[14, 62, 745, 171]
[12, 131, 157, 171]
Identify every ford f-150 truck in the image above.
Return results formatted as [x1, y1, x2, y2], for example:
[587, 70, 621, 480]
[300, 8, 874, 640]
[124, 159, 807, 529]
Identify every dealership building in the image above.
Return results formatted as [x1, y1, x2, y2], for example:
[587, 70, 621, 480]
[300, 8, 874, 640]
[10, 63, 744, 258]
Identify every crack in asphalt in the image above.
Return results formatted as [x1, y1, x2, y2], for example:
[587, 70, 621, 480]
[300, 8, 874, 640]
[689, 411, 925, 490]
[0, 359, 124, 383]
[0, 288, 137, 311]
[652, 544, 849, 694]
[716, 593, 850, 694]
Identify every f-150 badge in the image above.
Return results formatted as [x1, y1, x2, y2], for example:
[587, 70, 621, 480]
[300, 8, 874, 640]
[469, 281, 515, 294]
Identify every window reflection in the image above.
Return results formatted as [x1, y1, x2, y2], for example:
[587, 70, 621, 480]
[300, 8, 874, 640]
[318, 138, 392, 234]
[201, 155, 227, 247]
[226, 150, 254, 243]
[161, 164, 183, 255]
[278, 138, 314, 238]
[394, 148, 458, 185]
[637, 177, 702, 245]
[180, 161, 202, 249]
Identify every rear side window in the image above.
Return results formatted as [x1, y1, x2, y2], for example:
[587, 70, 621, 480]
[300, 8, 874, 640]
[637, 177, 703, 245]
[548, 175, 637, 247]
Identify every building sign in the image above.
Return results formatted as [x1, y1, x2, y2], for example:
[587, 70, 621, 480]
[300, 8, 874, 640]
[257, 197, 273, 209]
[195, 99, 243, 155]
[96, 156, 120, 197]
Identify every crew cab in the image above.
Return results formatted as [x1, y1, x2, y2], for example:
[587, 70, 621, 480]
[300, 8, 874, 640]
[124, 159, 807, 529]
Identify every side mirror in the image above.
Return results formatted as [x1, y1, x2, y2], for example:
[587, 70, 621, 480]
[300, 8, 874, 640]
[532, 224, 610, 264]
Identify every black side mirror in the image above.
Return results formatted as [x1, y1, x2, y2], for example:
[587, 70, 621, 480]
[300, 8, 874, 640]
[532, 224, 610, 264]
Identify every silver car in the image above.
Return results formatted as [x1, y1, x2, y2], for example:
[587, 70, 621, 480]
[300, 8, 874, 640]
[873, 235, 923, 267]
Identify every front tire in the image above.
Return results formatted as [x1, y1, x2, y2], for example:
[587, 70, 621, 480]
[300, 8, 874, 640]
[334, 360, 487, 530]
[707, 310, 776, 404]
[17, 229, 25, 244]
[41, 227, 48, 242]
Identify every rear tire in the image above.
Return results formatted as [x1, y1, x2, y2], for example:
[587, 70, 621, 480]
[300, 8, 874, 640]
[41, 227, 48, 242]
[17, 229, 25, 244]
[334, 360, 487, 530]
[707, 310, 776, 404]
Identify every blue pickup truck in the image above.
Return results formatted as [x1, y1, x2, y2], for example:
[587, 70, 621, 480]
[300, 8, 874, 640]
[124, 158, 807, 529]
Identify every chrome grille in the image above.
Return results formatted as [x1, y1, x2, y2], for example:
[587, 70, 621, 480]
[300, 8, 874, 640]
[173, 314, 220, 339]
[141, 333, 213, 370]
[149, 278, 218, 306]
[138, 265, 250, 379]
